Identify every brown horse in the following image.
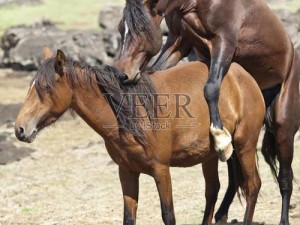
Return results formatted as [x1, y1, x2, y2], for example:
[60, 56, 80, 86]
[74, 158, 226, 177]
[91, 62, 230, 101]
[116, 1, 300, 224]
[15, 48, 265, 225]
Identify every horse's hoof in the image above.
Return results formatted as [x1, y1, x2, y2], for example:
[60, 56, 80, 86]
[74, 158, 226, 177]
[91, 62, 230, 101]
[210, 125, 233, 162]
[215, 214, 228, 225]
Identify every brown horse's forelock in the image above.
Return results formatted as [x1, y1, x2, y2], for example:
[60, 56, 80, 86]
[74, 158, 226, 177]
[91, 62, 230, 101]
[34, 58, 56, 100]
[123, 0, 153, 40]
[34, 57, 157, 147]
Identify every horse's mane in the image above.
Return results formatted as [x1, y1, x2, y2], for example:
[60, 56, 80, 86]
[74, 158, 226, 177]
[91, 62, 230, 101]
[35, 57, 157, 147]
[123, 0, 152, 38]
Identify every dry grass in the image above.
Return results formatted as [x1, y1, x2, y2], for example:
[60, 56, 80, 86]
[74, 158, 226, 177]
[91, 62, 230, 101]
[0, 70, 299, 224]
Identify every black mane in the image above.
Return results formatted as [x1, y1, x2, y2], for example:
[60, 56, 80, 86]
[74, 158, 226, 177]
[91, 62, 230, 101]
[123, 0, 152, 37]
[35, 57, 157, 147]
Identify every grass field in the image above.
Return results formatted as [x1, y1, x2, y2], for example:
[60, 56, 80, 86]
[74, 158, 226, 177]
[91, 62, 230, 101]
[0, 0, 300, 35]
[0, 0, 124, 35]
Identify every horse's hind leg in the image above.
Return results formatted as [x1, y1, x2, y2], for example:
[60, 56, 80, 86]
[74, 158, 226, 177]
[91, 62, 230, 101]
[234, 125, 262, 225]
[201, 158, 220, 225]
[274, 53, 300, 225]
[119, 167, 140, 225]
[214, 155, 238, 224]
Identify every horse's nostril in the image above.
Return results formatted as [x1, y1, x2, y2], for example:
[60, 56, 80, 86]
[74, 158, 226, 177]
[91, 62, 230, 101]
[121, 74, 131, 85]
[121, 74, 129, 81]
[19, 127, 25, 135]
[19, 127, 25, 134]
[15, 126, 26, 141]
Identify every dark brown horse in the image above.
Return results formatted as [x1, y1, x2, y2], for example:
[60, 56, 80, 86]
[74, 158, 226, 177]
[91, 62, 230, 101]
[116, 1, 300, 224]
[15, 48, 265, 225]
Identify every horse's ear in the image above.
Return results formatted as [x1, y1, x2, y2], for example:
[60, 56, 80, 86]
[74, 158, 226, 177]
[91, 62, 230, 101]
[55, 49, 66, 76]
[55, 49, 66, 67]
[43, 47, 53, 60]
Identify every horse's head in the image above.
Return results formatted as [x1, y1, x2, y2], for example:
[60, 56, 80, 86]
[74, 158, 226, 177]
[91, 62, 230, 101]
[116, 0, 163, 84]
[15, 48, 73, 143]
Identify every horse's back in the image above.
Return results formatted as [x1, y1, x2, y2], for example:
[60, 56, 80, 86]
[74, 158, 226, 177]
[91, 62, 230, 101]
[151, 62, 264, 130]
[235, 0, 293, 86]
[150, 62, 264, 166]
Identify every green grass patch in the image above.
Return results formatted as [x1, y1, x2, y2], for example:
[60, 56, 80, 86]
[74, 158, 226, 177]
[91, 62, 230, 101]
[269, 0, 300, 12]
[0, 0, 125, 35]
[21, 206, 38, 213]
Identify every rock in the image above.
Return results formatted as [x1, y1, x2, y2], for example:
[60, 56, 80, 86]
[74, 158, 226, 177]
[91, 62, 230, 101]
[0, 20, 120, 71]
[55, 29, 109, 67]
[101, 29, 121, 65]
[0, 21, 62, 70]
[0, 0, 41, 7]
[98, 5, 123, 31]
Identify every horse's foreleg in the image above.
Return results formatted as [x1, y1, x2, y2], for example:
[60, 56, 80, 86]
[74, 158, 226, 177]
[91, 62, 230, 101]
[151, 33, 192, 71]
[274, 55, 300, 225]
[204, 37, 236, 162]
[202, 158, 220, 225]
[152, 165, 175, 225]
[119, 167, 140, 225]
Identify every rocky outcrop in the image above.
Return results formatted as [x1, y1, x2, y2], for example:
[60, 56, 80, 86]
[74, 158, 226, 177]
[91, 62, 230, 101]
[0, 20, 120, 70]
[0, 0, 41, 7]
[98, 5, 123, 31]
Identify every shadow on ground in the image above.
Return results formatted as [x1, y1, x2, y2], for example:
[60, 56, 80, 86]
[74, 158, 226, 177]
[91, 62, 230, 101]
[0, 103, 35, 165]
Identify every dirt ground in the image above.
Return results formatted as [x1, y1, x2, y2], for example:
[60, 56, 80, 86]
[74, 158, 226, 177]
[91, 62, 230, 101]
[0, 69, 299, 225]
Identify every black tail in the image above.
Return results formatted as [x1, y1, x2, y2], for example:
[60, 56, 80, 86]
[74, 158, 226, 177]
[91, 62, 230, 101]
[261, 129, 278, 180]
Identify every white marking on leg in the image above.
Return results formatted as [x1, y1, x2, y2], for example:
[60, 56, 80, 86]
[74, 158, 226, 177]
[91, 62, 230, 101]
[210, 124, 233, 161]
[210, 124, 232, 150]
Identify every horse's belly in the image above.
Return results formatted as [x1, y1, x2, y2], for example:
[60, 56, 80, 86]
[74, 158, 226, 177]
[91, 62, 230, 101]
[234, 52, 288, 89]
[170, 141, 215, 167]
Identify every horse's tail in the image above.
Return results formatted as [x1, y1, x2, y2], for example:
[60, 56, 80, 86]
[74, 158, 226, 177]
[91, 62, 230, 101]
[261, 129, 278, 180]
[230, 149, 246, 201]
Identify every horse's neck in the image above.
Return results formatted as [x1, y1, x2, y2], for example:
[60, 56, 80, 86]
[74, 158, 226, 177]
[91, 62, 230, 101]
[70, 70, 119, 140]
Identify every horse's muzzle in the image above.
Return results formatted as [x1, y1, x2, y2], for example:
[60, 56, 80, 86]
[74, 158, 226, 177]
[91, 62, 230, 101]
[121, 72, 141, 85]
[15, 126, 37, 143]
